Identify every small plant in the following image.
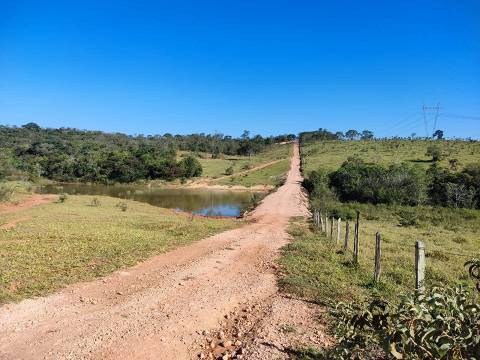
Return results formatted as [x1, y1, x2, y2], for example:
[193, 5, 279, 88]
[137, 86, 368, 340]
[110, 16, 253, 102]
[396, 209, 418, 227]
[224, 166, 234, 176]
[426, 145, 443, 162]
[90, 197, 101, 207]
[0, 184, 14, 202]
[58, 193, 68, 203]
[116, 202, 128, 212]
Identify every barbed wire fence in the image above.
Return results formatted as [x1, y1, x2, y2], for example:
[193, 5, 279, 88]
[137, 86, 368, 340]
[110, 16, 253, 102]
[312, 209, 480, 295]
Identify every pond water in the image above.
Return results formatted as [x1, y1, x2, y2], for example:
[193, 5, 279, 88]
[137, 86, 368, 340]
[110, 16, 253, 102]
[38, 183, 261, 217]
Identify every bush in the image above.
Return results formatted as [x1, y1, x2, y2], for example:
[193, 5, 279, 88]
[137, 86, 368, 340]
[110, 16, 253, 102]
[118, 202, 128, 212]
[426, 145, 443, 162]
[58, 193, 68, 203]
[224, 166, 234, 176]
[329, 158, 426, 206]
[329, 286, 480, 359]
[179, 156, 202, 178]
[427, 163, 480, 209]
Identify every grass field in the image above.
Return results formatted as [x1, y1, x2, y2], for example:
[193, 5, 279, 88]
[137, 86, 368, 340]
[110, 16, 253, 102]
[215, 159, 291, 187]
[301, 139, 480, 173]
[181, 143, 292, 180]
[0, 195, 238, 304]
[279, 203, 480, 306]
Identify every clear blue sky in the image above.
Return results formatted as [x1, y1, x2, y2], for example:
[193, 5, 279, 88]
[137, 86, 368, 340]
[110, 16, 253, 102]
[1, 1, 479, 138]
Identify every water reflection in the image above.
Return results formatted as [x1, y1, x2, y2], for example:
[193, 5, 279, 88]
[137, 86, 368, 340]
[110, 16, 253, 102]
[39, 183, 260, 217]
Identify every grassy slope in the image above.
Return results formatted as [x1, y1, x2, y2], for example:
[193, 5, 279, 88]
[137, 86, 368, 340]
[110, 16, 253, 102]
[0, 195, 238, 304]
[302, 139, 480, 173]
[216, 159, 291, 187]
[182, 143, 292, 181]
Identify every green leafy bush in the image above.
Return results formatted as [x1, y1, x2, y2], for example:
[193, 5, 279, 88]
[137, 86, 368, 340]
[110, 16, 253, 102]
[328, 286, 480, 359]
[329, 158, 426, 206]
[224, 166, 234, 175]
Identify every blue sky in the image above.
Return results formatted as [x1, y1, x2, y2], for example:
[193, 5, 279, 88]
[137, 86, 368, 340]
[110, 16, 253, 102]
[1, 1, 479, 138]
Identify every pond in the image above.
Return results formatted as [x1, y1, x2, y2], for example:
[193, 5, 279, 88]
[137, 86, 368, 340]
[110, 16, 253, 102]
[38, 183, 261, 217]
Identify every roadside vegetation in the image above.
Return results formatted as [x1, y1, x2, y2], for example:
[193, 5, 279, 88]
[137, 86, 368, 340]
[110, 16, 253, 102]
[279, 129, 480, 359]
[0, 195, 238, 304]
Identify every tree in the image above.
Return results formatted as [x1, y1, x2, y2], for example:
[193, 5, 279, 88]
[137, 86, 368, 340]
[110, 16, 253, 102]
[179, 156, 202, 178]
[22, 122, 41, 130]
[345, 129, 360, 140]
[360, 130, 374, 140]
[433, 129, 444, 140]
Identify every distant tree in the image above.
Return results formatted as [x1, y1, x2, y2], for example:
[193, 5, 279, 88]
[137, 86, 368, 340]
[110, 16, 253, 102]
[360, 130, 374, 140]
[241, 130, 250, 140]
[345, 129, 360, 140]
[179, 156, 202, 178]
[22, 122, 41, 130]
[426, 145, 443, 162]
[433, 129, 444, 140]
[335, 131, 345, 140]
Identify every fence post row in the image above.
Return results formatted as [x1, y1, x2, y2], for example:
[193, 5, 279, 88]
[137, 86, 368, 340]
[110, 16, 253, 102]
[415, 240, 426, 294]
[343, 220, 349, 252]
[373, 232, 381, 283]
[353, 211, 360, 263]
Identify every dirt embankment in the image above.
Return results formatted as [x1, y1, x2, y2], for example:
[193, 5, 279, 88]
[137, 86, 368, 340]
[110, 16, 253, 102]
[0, 143, 329, 360]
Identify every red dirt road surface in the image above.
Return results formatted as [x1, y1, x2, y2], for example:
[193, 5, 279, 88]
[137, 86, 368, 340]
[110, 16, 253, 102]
[0, 143, 309, 359]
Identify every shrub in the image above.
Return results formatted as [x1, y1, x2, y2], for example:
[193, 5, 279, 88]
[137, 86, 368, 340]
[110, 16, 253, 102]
[58, 193, 68, 203]
[90, 197, 101, 207]
[329, 158, 426, 206]
[224, 166, 234, 176]
[119, 202, 127, 212]
[179, 156, 202, 178]
[329, 286, 480, 359]
[396, 209, 418, 227]
[426, 145, 443, 162]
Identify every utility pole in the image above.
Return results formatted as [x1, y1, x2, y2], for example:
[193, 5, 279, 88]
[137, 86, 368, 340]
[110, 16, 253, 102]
[422, 103, 442, 138]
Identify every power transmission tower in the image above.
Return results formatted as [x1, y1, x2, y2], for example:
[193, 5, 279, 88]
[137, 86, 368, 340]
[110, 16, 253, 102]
[422, 103, 442, 138]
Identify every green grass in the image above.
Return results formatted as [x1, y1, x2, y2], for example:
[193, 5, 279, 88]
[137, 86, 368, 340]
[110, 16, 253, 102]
[301, 139, 480, 173]
[279, 203, 480, 305]
[215, 159, 291, 187]
[182, 143, 292, 179]
[0, 195, 238, 304]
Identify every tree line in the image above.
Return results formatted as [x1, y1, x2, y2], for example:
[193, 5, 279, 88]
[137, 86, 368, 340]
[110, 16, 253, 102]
[0, 123, 296, 183]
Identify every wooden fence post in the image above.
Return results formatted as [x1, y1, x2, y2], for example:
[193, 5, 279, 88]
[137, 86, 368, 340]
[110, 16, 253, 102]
[314, 210, 318, 228]
[343, 220, 349, 252]
[324, 213, 328, 234]
[373, 232, 381, 283]
[319, 212, 324, 232]
[353, 211, 360, 263]
[337, 218, 341, 244]
[330, 217, 334, 239]
[415, 241, 426, 294]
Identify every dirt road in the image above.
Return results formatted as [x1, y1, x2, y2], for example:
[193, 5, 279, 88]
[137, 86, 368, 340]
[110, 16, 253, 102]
[0, 143, 309, 360]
